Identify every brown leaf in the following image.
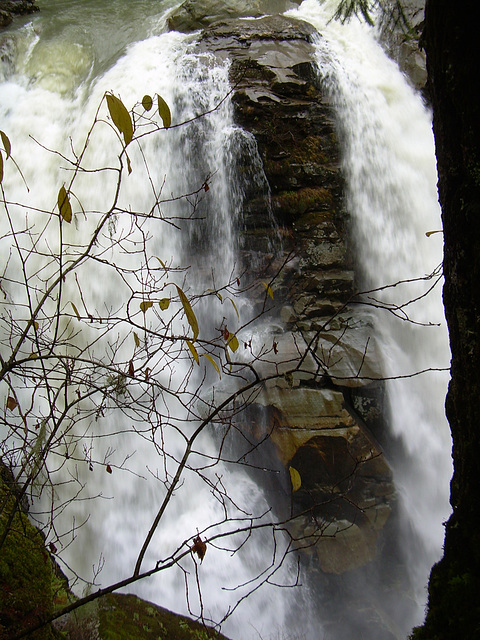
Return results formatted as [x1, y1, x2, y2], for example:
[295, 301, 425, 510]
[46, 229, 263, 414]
[106, 464, 112, 474]
[49, 542, 57, 554]
[6, 396, 17, 411]
[128, 360, 135, 377]
[191, 535, 207, 563]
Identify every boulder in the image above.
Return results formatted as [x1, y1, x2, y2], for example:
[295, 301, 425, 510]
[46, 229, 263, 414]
[168, 0, 303, 33]
[0, 0, 38, 28]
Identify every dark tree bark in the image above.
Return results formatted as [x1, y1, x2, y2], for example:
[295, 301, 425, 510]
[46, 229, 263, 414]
[414, 1, 480, 637]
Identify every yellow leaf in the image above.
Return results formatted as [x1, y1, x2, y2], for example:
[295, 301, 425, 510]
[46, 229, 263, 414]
[206, 288, 222, 302]
[157, 94, 171, 129]
[186, 339, 199, 365]
[176, 286, 199, 340]
[228, 297, 239, 319]
[1, 130, 11, 159]
[142, 94, 153, 111]
[289, 466, 301, 492]
[156, 257, 167, 270]
[201, 353, 221, 378]
[425, 230, 443, 237]
[126, 153, 132, 175]
[58, 185, 72, 223]
[228, 334, 239, 353]
[70, 302, 81, 319]
[262, 281, 274, 299]
[159, 298, 170, 311]
[106, 93, 133, 146]
[133, 332, 140, 347]
[140, 300, 153, 313]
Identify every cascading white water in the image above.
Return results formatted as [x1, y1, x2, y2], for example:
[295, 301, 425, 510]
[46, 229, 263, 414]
[1, 1, 452, 638]
[290, 0, 452, 629]
[1, 6, 304, 640]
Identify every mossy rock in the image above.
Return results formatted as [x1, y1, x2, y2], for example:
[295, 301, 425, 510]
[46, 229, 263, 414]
[58, 593, 231, 640]
[271, 187, 333, 223]
[0, 465, 66, 639]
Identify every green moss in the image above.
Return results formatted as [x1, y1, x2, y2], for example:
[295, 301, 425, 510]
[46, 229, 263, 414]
[0, 473, 58, 639]
[59, 593, 231, 640]
[272, 187, 333, 222]
[290, 135, 330, 165]
[409, 555, 480, 640]
[96, 594, 229, 640]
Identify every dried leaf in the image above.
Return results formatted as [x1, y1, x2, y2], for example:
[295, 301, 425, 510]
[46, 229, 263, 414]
[191, 535, 207, 562]
[58, 185, 72, 223]
[159, 298, 170, 311]
[71, 301, 81, 319]
[142, 94, 153, 111]
[133, 332, 140, 348]
[128, 360, 135, 377]
[201, 353, 221, 378]
[0, 151, 3, 184]
[49, 542, 57, 554]
[289, 466, 301, 493]
[1, 130, 11, 159]
[106, 93, 133, 146]
[157, 94, 171, 129]
[106, 464, 113, 474]
[186, 339, 199, 365]
[6, 396, 17, 411]
[228, 297, 239, 319]
[262, 281, 274, 299]
[228, 334, 239, 353]
[140, 300, 153, 313]
[176, 285, 199, 340]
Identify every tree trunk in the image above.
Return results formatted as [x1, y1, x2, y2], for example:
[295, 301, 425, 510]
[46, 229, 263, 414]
[414, 1, 480, 637]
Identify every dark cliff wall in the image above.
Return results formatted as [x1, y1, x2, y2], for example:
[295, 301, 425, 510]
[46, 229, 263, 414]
[413, 2, 480, 638]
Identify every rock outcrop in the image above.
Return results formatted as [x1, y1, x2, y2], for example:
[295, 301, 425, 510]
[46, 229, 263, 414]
[192, 15, 395, 576]
[0, 0, 38, 28]
[168, 0, 302, 33]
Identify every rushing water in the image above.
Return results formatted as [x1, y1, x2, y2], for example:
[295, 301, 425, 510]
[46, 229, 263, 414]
[1, 1, 451, 638]
[290, 0, 452, 629]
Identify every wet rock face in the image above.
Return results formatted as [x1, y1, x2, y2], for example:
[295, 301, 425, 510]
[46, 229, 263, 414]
[195, 15, 395, 575]
[168, 0, 303, 33]
[0, 0, 38, 28]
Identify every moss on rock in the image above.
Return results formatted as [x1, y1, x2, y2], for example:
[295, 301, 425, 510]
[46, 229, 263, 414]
[57, 593, 231, 640]
[0, 464, 61, 639]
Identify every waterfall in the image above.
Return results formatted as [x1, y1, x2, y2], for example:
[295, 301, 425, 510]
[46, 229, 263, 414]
[290, 0, 452, 628]
[0, 8, 301, 640]
[1, 1, 451, 639]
